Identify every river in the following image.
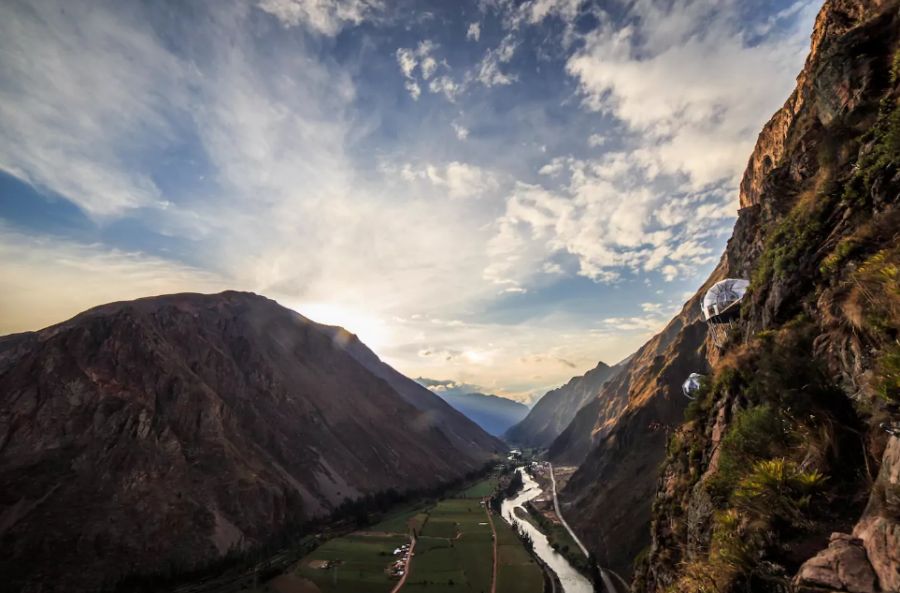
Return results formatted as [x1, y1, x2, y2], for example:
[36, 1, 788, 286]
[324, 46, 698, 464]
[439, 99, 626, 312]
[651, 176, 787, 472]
[500, 467, 595, 593]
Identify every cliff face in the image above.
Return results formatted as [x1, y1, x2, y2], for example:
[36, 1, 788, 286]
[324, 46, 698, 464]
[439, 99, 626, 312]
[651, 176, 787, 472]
[555, 290, 712, 574]
[0, 292, 503, 592]
[559, 1, 900, 590]
[505, 361, 620, 449]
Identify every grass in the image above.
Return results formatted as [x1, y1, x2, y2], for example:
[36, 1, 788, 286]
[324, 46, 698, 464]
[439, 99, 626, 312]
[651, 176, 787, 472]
[457, 477, 499, 499]
[403, 499, 495, 593]
[369, 506, 429, 534]
[294, 533, 409, 593]
[290, 479, 543, 593]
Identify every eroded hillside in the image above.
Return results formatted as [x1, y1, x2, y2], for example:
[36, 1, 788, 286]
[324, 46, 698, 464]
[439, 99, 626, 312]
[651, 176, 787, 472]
[555, 0, 900, 590]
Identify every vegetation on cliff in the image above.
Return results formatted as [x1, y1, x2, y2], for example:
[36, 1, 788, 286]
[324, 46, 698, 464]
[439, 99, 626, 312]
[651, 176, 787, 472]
[636, 2, 900, 591]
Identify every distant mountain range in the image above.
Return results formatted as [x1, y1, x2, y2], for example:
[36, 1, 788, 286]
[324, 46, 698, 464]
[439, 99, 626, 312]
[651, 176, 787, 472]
[504, 360, 622, 449]
[416, 379, 529, 436]
[0, 292, 503, 592]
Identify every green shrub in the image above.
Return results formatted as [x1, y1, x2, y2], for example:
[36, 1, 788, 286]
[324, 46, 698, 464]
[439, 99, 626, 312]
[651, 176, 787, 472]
[707, 405, 791, 500]
[732, 458, 826, 525]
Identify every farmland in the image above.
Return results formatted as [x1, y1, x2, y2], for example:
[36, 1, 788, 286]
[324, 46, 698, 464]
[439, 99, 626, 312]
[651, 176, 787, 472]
[278, 474, 546, 593]
[494, 518, 543, 593]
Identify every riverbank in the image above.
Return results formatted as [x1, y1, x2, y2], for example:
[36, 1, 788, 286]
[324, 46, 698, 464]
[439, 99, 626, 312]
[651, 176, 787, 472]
[500, 467, 594, 593]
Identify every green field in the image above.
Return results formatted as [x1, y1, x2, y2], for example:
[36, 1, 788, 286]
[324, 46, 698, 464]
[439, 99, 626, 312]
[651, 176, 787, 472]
[286, 479, 543, 593]
[457, 476, 499, 499]
[403, 499, 494, 593]
[369, 505, 429, 535]
[494, 517, 543, 593]
[294, 533, 408, 593]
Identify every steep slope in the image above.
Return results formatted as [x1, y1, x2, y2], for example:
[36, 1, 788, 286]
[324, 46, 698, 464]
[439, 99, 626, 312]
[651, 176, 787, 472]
[505, 361, 621, 449]
[559, 1, 900, 589]
[554, 291, 711, 572]
[315, 328, 505, 453]
[428, 390, 529, 437]
[0, 291, 503, 592]
[639, 1, 900, 590]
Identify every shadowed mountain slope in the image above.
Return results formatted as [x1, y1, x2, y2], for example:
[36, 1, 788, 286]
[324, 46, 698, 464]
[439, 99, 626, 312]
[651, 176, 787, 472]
[505, 361, 621, 449]
[0, 291, 503, 592]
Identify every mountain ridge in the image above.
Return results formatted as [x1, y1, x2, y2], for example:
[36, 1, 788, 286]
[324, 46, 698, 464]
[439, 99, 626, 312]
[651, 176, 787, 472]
[505, 360, 621, 450]
[0, 291, 503, 592]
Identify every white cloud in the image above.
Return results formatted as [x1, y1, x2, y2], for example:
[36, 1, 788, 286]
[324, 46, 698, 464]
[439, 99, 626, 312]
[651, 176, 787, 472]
[396, 47, 418, 78]
[404, 80, 422, 100]
[466, 22, 481, 41]
[588, 133, 606, 147]
[0, 1, 185, 219]
[397, 40, 459, 99]
[0, 225, 226, 334]
[476, 34, 518, 86]
[565, 0, 817, 189]
[428, 75, 461, 101]
[452, 122, 470, 140]
[662, 265, 679, 281]
[399, 161, 497, 199]
[256, 0, 382, 35]
[0, 0, 821, 400]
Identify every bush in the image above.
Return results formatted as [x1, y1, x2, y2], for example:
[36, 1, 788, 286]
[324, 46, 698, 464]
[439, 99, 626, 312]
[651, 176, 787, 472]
[707, 405, 792, 500]
[732, 459, 826, 526]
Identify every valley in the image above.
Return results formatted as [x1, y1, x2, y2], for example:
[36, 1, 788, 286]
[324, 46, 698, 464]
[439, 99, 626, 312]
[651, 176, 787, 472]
[258, 471, 570, 593]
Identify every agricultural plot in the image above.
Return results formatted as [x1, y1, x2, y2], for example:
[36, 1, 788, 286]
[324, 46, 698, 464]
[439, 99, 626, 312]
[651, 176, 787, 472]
[494, 518, 543, 593]
[294, 533, 408, 593]
[403, 499, 495, 593]
[457, 476, 499, 499]
[369, 505, 429, 535]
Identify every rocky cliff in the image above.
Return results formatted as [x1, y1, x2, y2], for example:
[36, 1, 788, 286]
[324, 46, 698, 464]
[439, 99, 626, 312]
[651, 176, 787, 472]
[0, 291, 503, 592]
[505, 360, 620, 449]
[558, 1, 900, 590]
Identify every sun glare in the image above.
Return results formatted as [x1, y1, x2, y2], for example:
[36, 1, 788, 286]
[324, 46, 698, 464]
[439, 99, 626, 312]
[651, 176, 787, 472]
[293, 302, 391, 352]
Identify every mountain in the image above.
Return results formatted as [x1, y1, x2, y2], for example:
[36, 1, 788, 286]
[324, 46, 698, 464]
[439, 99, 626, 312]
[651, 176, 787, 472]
[556, 1, 900, 591]
[424, 387, 529, 436]
[504, 361, 622, 449]
[0, 291, 504, 592]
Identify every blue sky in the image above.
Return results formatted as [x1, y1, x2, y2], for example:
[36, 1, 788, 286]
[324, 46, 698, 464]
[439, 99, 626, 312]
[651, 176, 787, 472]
[0, 0, 820, 401]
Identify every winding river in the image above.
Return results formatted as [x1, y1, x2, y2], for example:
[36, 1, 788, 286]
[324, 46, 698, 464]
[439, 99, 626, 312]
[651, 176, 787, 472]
[500, 467, 595, 593]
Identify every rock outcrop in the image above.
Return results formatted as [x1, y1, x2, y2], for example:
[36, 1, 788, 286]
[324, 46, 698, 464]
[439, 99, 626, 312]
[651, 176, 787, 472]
[0, 291, 504, 592]
[793, 533, 879, 593]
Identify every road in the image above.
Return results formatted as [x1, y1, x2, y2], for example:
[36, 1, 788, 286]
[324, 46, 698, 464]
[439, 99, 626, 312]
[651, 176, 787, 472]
[547, 463, 630, 593]
[389, 534, 416, 593]
[484, 499, 498, 593]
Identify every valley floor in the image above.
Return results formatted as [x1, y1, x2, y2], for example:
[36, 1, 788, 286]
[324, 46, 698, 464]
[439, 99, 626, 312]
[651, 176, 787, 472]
[268, 475, 544, 593]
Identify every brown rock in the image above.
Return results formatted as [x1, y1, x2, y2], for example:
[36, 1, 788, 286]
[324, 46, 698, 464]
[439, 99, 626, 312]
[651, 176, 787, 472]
[794, 533, 879, 593]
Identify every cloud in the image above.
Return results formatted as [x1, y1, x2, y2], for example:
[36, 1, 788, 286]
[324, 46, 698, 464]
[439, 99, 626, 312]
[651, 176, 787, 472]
[588, 133, 606, 147]
[0, 1, 186, 219]
[398, 161, 497, 199]
[396, 40, 460, 100]
[256, 0, 382, 35]
[476, 34, 518, 86]
[0, 0, 820, 401]
[452, 122, 470, 140]
[478, 0, 816, 288]
[565, 0, 817, 189]
[0, 225, 226, 334]
[466, 22, 481, 41]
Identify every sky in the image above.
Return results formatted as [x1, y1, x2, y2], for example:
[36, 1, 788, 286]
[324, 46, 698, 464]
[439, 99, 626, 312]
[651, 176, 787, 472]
[0, 0, 822, 402]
